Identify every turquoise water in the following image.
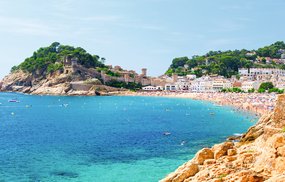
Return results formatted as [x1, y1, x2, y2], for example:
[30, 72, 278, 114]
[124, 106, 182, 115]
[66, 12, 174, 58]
[0, 93, 257, 182]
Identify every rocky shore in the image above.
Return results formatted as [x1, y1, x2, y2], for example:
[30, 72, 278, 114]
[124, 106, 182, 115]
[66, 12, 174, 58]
[160, 94, 285, 182]
[0, 70, 125, 96]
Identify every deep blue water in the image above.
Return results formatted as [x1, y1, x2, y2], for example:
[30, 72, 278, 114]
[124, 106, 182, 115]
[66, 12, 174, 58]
[0, 92, 257, 182]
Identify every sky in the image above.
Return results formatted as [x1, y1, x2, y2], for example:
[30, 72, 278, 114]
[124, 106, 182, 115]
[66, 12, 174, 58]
[0, 0, 285, 79]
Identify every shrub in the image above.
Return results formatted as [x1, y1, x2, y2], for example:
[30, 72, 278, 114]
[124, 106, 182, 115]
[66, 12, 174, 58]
[258, 88, 266, 93]
[259, 82, 274, 90]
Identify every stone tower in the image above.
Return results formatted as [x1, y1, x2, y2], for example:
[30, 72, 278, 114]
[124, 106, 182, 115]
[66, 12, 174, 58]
[141, 68, 147, 77]
[63, 56, 78, 74]
[172, 74, 178, 82]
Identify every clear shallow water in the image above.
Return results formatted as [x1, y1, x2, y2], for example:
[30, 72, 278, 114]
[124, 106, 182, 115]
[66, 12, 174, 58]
[0, 93, 257, 182]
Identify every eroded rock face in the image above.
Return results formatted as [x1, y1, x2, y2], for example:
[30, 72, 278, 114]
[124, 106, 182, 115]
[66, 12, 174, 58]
[212, 142, 233, 159]
[161, 162, 199, 182]
[0, 69, 124, 96]
[193, 148, 214, 165]
[161, 94, 285, 182]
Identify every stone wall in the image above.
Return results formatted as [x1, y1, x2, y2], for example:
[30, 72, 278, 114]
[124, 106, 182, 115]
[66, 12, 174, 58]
[70, 82, 93, 91]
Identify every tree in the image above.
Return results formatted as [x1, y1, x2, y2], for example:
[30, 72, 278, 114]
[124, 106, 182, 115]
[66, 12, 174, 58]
[261, 58, 266, 64]
[170, 57, 189, 68]
[259, 82, 274, 90]
[10, 66, 18, 73]
[166, 41, 285, 78]
[248, 88, 255, 93]
[100, 57, 106, 64]
[258, 88, 266, 93]
[16, 42, 105, 74]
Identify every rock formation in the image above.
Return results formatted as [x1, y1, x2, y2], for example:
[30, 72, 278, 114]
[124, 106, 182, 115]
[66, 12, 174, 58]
[161, 94, 285, 182]
[0, 66, 125, 96]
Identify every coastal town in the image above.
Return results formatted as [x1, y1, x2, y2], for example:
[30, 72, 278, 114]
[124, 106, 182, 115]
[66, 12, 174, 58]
[92, 64, 282, 115]
[0, 44, 283, 122]
[0, 56, 282, 116]
[2, 0, 285, 181]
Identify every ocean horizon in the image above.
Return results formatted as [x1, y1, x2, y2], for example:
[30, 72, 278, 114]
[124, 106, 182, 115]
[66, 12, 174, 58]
[0, 92, 257, 181]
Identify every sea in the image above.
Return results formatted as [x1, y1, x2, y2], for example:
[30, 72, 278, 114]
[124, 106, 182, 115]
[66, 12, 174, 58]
[0, 92, 257, 182]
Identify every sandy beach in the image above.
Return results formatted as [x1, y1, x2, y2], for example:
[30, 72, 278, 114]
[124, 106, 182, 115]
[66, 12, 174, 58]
[121, 91, 277, 116]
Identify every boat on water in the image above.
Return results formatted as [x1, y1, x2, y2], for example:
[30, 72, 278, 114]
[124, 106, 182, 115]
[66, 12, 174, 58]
[163, 132, 171, 136]
[8, 99, 20, 103]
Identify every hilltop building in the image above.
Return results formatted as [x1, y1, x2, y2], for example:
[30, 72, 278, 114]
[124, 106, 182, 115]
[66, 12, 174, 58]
[100, 67, 152, 86]
[63, 56, 78, 74]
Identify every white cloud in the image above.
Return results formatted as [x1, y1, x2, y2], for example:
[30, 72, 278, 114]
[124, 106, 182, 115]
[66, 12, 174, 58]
[0, 16, 61, 36]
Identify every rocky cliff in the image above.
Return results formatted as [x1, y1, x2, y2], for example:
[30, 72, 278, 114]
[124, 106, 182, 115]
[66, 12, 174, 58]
[161, 94, 285, 182]
[0, 42, 129, 96]
[0, 67, 124, 96]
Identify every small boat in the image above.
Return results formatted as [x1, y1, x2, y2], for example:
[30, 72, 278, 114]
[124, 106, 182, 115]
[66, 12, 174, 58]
[8, 99, 20, 103]
[62, 104, 69, 107]
[163, 132, 171, 136]
[209, 112, 215, 115]
[181, 141, 186, 146]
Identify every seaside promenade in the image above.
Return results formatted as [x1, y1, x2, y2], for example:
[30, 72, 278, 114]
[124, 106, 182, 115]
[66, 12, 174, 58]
[123, 91, 277, 116]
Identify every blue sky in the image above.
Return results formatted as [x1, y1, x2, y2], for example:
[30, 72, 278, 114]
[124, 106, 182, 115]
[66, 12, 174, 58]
[0, 0, 285, 79]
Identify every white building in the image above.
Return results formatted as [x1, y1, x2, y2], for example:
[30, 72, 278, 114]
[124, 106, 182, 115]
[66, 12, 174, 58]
[191, 76, 213, 92]
[191, 76, 232, 92]
[276, 83, 285, 89]
[174, 76, 191, 90]
[238, 68, 285, 81]
[142, 86, 163, 91]
[186, 74, 197, 80]
[241, 81, 261, 92]
[165, 84, 177, 91]
[212, 79, 232, 92]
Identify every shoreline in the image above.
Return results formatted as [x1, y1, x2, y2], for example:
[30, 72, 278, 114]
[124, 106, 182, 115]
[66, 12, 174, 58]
[119, 91, 277, 117]
[2, 90, 277, 117]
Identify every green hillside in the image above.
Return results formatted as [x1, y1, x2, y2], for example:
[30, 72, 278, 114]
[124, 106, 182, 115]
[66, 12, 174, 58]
[166, 41, 285, 78]
[11, 42, 105, 74]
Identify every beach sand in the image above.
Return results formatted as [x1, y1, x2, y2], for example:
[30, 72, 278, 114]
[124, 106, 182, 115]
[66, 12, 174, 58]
[121, 91, 277, 116]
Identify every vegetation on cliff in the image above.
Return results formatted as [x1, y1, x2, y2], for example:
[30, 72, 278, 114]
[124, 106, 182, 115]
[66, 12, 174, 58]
[166, 41, 285, 77]
[11, 42, 105, 74]
[105, 80, 142, 91]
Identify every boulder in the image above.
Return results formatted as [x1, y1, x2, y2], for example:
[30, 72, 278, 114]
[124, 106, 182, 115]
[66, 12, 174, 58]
[227, 149, 237, 156]
[193, 148, 214, 165]
[212, 142, 234, 159]
[277, 146, 285, 157]
[275, 157, 285, 174]
[266, 134, 285, 149]
[161, 163, 199, 182]
[267, 175, 285, 182]
[204, 159, 216, 165]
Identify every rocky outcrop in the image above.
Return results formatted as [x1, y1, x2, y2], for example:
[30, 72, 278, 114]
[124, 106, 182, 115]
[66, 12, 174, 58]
[161, 94, 285, 182]
[0, 66, 125, 96]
